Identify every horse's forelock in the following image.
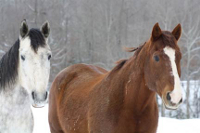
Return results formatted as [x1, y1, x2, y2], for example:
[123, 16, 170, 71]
[28, 28, 46, 53]
[154, 31, 179, 48]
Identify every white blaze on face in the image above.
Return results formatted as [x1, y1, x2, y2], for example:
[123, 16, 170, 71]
[164, 46, 182, 104]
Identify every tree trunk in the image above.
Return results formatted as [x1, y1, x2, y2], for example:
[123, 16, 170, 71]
[161, 103, 165, 117]
[186, 79, 190, 118]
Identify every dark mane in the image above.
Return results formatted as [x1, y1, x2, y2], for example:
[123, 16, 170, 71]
[133, 44, 145, 57]
[28, 28, 46, 53]
[111, 43, 145, 73]
[0, 40, 19, 89]
[113, 59, 127, 72]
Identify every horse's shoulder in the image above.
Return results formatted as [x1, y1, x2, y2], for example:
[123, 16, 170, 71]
[52, 66, 77, 90]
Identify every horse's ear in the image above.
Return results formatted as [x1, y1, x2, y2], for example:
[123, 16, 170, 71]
[41, 21, 50, 38]
[151, 23, 162, 41]
[20, 19, 29, 38]
[172, 24, 181, 41]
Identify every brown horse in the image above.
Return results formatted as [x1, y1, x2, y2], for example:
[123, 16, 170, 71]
[48, 23, 183, 133]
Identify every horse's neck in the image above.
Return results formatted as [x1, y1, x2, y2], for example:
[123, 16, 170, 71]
[0, 83, 33, 132]
[0, 83, 30, 108]
[107, 52, 156, 116]
[123, 63, 156, 114]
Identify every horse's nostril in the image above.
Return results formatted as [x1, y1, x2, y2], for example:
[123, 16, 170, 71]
[179, 98, 182, 104]
[166, 92, 171, 101]
[32, 92, 35, 100]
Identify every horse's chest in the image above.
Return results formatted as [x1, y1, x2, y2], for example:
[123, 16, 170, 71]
[0, 90, 33, 133]
[116, 112, 158, 133]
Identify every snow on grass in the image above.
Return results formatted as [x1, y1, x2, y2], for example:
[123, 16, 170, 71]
[32, 105, 200, 133]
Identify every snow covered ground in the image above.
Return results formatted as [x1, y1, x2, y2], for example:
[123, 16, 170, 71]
[32, 106, 50, 133]
[157, 117, 200, 133]
[32, 105, 200, 133]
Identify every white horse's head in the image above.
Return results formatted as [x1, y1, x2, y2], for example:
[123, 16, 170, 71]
[18, 20, 51, 108]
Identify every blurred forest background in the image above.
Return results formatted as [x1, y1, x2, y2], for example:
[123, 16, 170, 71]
[0, 0, 200, 119]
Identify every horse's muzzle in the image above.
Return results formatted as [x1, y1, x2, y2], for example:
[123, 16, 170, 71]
[31, 91, 48, 108]
[162, 92, 182, 110]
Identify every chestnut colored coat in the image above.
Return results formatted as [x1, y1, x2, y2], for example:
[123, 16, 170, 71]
[48, 23, 182, 133]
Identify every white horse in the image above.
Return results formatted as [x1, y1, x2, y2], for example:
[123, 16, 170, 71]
[0, 20, 51, 133]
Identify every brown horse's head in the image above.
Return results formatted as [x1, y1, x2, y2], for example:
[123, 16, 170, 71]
[144, 23, 182, 110]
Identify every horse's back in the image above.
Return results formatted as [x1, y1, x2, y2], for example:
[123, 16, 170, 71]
[52, 63, 107, 93]
[48, 64, 107, 133]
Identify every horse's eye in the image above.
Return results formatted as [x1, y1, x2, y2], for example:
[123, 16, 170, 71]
[21, 55, 25, 61]
[48, 54, 52, 60]
[154, 55, 159, 62]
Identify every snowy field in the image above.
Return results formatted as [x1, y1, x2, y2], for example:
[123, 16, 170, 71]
[32, 105, 200, 133]
[32, 106, 50, 133]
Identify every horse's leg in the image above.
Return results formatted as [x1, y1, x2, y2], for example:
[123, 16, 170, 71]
[49, 101, 64, 133]
[49, 85, 64, 133]
[49, 126, 64, 133]
[49, 118, 64, 133]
